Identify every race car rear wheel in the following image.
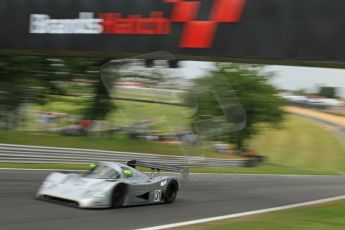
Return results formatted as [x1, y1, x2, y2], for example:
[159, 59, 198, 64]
[111, 184, 127, 208]
[164, 180, 178, 204]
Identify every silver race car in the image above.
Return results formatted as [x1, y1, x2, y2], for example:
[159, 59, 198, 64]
[36, 160, 188, 208]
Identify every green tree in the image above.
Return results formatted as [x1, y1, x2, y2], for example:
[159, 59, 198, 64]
[187, 63, 286, 151]
[0, 56, 46, 128]
[318, 86, 338, 98]
[0, 55, 115, 127]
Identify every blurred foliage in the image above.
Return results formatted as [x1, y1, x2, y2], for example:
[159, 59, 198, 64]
[186, 63, 286, 151]
[318, 86, 338, 98]
[0, 55, 115, 127]
[86, 80, 115, 120]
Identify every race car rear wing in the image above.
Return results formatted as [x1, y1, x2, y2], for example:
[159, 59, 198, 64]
[127, 160, 189, 180]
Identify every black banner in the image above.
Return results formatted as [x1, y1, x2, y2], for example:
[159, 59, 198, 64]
[0, 0, 344, 63]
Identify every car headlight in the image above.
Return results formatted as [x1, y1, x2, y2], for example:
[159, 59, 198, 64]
[85, 190, 107, 198]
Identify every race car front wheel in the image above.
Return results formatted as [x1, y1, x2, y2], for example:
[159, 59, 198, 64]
[111, 184, 127, 208]
[164, 180, 178, 204]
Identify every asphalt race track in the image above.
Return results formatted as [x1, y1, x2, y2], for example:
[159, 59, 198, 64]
[1, 170, 345, 230]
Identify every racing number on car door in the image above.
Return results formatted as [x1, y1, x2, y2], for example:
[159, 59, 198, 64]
[153, 190, 162, 202]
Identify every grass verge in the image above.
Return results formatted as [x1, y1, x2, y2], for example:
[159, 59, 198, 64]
[177, 199, 345, 230]
[249, 115, 345, 174]
[0, 131, 232, 159]
[0, 162, 342, 175]
[1, 115, 344, 175]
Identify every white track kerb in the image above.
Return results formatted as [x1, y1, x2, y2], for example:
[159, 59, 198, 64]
[137, 195, 345, 230]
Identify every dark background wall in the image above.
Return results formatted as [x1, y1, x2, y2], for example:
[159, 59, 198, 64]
[0, 0, 344, 66]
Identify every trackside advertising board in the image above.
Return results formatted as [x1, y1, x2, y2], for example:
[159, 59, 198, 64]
[0, 0, 344, 62]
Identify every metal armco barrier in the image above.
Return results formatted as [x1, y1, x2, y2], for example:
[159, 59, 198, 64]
[0, 144, 247, 168]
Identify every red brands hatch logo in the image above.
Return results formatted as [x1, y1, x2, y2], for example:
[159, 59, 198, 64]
[29, 0, 246, 49]
[166, 0, 245, 48]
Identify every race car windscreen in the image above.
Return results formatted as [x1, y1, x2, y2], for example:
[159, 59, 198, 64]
[84, 164, 121, 179]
